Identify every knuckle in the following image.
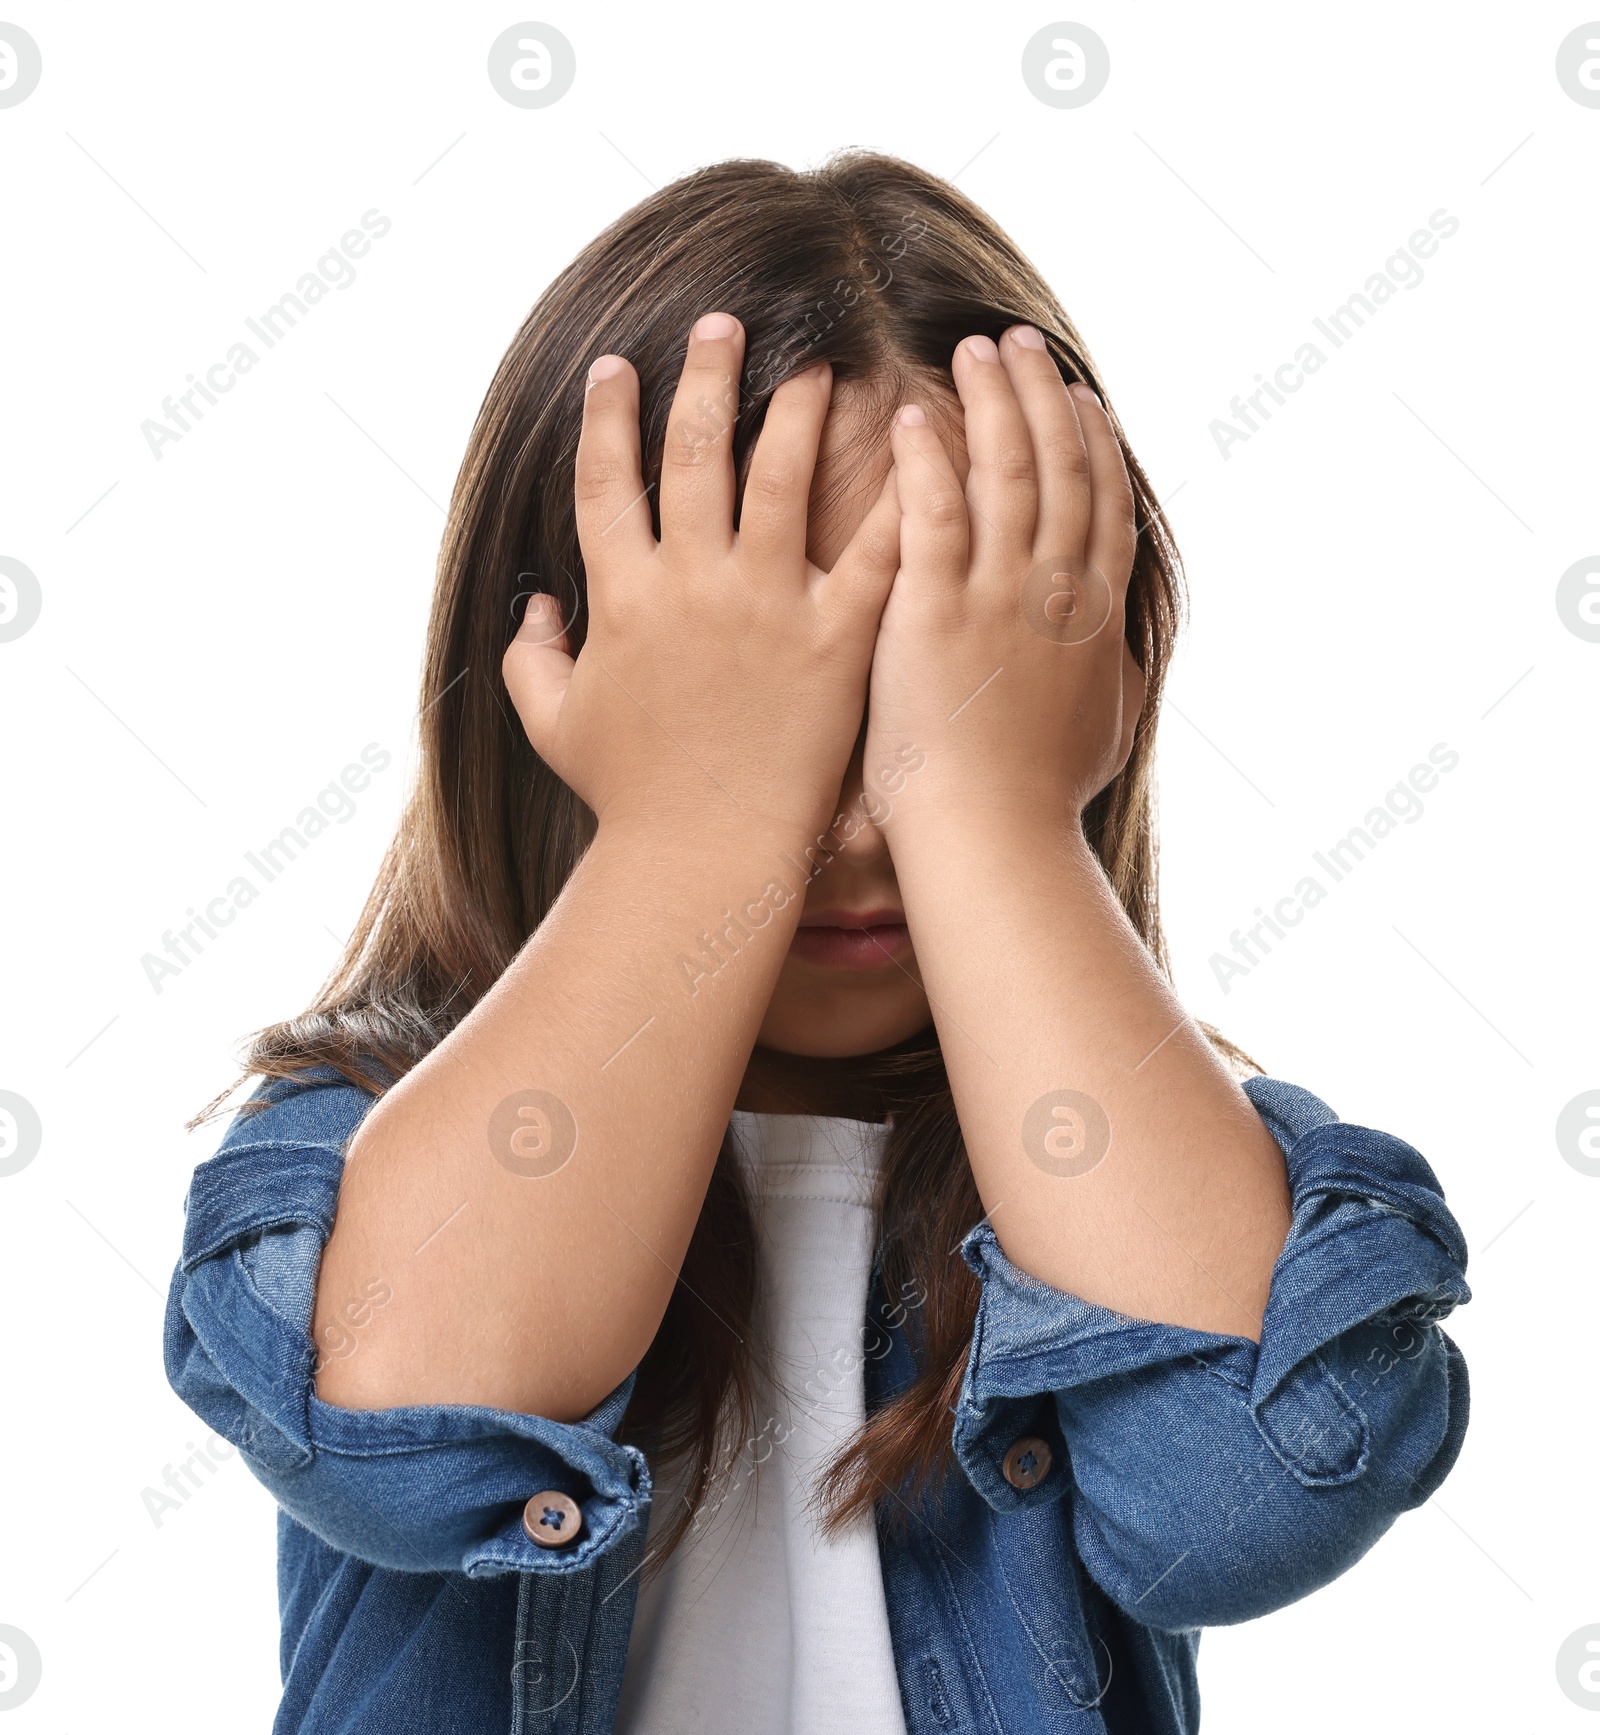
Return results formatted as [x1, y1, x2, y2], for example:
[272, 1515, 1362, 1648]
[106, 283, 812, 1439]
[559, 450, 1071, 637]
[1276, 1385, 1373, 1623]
[1047, 434, 1092, 478]
[665, 417, 726, 469]
[993, 443, 1037, 485]
[744, 459, 802, 505]
[574, 455, 631, 505]
[920, 488, 969, 529]
[663, 437, 709, 471]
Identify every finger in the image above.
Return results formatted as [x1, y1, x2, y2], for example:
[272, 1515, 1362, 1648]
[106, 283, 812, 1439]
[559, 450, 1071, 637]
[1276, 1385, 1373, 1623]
[502, 595, 574, 766]
[1067, 383, 1137, 597]
[817, 461, 901, 618]
[950, 334, 1037, 564]
[888, 405, 968, 591]
[659, 311, 745, 559]
[738, 362, 831, 572]
[998, 325, 1092, 562]
[574, 355, 654, 570]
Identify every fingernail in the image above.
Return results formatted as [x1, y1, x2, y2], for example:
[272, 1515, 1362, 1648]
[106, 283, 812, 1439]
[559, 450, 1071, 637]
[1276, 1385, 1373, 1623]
[1009, 325, 1047, 351]
[692, 311, 738, 341]
[1070, 382, 1102, 407]
[895, 404, 927, 427]
[963, 335, 1000, 363]
[587, 355, 625, 386]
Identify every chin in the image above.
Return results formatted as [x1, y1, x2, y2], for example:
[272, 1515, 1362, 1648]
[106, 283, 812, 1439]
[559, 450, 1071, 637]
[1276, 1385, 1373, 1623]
[755, 985, 932, 1059]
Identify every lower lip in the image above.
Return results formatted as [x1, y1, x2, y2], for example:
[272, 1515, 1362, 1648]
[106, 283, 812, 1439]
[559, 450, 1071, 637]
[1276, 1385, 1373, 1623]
[789, 923, 913, 969]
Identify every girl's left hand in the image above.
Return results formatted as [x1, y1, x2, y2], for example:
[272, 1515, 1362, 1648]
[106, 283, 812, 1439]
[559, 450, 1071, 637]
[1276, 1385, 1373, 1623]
[863, 326, 1146, 839]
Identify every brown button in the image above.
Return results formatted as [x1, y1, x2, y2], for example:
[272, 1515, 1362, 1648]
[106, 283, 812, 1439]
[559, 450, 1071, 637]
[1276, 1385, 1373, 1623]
[1002, 1436, 1053, 1491]
[523, 1491, 584, 1548]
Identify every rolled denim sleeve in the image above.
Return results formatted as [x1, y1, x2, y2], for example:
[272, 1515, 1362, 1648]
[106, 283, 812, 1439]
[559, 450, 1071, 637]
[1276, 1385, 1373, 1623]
[163, 1068, 650, 1577]
[952, 1075, 1471, 1630]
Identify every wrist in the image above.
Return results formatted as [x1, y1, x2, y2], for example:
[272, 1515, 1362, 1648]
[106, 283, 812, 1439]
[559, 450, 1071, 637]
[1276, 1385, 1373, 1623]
[885, 793, 1091, 864]
[890, 802, 1108, 911]
[595, 802, 822, 872]
[588, 808, 837, 937]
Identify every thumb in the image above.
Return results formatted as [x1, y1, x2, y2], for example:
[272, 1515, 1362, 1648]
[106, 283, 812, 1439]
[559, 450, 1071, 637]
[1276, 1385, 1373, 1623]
[502, 594, 574, 763]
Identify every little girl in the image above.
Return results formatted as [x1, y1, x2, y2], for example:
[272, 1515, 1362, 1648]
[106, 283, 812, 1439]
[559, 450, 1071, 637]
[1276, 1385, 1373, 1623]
[165, 150, 1471, 1734]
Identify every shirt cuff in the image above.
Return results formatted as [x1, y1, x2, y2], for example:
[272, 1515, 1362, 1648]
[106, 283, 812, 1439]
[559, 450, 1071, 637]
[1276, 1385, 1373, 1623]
[952, 1075, 1471, 1511]
[166, 1120, 650, 1577]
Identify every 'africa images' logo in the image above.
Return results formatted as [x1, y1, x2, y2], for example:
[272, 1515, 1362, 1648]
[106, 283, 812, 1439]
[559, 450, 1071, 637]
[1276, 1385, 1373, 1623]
[489, 1089, 579, 1178]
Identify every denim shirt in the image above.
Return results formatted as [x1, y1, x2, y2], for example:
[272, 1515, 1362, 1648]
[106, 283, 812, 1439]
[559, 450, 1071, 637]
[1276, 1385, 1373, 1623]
[164, 1067, 1471, 1734]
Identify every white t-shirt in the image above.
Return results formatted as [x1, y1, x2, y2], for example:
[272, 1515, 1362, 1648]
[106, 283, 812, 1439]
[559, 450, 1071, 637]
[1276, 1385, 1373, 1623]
[613, 1110, 910, 1735]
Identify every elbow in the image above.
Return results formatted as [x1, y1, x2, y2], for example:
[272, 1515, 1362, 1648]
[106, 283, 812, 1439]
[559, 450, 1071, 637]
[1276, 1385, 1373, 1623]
[1080, 1471, 1418, 1631]
[1078, 1325, 1470, 1631]
[309, 1293, 640, 1422]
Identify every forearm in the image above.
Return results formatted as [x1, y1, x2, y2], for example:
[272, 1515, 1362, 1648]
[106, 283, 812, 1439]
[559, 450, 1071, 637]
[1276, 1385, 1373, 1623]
[891, 812, 1291, 1339]
[313, 813, 807, 1418]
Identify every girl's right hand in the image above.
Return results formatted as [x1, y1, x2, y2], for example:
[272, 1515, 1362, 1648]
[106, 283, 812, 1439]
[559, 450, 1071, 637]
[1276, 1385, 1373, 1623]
[319, 319, 901, 1428]
[503, 312, 902, 850]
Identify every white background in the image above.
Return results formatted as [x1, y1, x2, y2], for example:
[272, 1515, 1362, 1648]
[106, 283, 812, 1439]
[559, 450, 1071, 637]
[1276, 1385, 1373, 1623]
[1, 2, 1595, 1728]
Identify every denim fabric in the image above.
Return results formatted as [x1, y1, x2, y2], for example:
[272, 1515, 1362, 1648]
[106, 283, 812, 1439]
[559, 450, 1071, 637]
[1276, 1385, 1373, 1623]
[165, 1068, 1470, 1733]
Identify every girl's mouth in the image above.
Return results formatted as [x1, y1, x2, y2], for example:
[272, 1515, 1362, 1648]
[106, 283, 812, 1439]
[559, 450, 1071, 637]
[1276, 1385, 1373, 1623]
[789, 911, 912, 970]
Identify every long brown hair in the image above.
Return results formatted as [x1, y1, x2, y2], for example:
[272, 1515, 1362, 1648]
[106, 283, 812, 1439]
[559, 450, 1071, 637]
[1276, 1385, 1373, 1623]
[199, 150, 1257, 1558]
